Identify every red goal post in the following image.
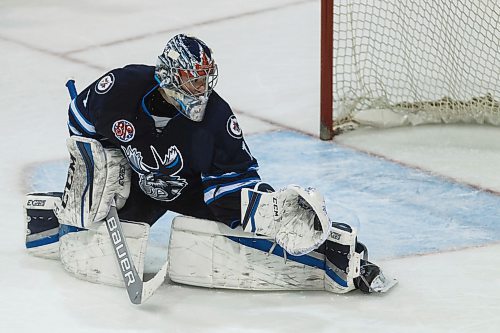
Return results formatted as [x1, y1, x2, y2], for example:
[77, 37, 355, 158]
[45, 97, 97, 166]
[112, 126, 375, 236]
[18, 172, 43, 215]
[320, 0, 334, 140]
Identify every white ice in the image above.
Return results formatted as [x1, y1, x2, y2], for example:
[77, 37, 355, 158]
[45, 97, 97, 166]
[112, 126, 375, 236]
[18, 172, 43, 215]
[1, 0, 500, 332]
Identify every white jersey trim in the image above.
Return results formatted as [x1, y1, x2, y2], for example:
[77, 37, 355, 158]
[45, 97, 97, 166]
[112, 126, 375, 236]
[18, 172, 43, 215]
[67, 121, 82, 136]
[204, 178, 259, 205]
[70, 99, 96, 135]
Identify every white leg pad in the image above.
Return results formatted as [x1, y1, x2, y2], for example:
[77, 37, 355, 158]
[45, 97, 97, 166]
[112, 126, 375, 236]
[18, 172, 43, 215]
[168, 216, 359, 292]
[59, 220, 149, 287]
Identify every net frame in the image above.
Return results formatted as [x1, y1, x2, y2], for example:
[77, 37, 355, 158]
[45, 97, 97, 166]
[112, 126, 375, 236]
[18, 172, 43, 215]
[320, 0, 500, 140]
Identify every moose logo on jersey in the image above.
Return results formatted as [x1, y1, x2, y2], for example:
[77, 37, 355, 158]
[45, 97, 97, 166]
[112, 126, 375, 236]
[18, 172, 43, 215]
[122, 144, 187, 201]
[113, 120, 135, 142]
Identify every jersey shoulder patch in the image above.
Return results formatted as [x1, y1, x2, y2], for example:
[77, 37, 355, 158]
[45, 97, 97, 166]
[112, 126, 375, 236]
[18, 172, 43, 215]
[94, 73, 115, 94]
[95, 65, 154, 96]
[226, 115, 242, 139]
[112, 119, 136, 142]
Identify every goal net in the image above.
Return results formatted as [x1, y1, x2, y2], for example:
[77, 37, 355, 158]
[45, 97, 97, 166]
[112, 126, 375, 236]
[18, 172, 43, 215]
[322, 0, 500, 137]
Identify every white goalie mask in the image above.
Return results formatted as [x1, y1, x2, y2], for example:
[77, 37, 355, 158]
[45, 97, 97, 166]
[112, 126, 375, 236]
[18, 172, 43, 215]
[155, 34, 218, 122]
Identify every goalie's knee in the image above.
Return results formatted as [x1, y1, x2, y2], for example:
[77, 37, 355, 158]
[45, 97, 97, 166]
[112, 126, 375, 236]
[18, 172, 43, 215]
[24, 192, 63, 259]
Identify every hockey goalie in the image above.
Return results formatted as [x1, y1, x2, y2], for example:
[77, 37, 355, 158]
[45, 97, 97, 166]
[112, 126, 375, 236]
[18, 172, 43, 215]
[24, 34, 396, 304]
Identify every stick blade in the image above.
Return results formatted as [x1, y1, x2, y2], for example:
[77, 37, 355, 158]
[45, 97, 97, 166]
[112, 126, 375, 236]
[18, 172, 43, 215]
[140, 260, 169, 303]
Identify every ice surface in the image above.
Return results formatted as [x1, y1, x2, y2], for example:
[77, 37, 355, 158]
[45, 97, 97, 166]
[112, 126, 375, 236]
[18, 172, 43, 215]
[2, 1, 500, 332]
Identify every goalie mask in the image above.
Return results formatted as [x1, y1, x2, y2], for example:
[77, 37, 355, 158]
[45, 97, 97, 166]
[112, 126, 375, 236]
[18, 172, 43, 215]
[155, 34, 218, 122]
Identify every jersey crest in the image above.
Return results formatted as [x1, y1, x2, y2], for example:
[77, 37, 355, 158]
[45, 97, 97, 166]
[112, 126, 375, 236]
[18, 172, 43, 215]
[122, 145, 187, 201]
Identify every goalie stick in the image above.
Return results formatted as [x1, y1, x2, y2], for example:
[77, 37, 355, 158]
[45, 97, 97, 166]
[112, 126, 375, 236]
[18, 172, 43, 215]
[105, 204, 168, 304]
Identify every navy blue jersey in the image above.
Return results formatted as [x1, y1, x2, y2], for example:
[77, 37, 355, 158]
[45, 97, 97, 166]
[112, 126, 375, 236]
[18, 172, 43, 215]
[67, 64, 261, 226]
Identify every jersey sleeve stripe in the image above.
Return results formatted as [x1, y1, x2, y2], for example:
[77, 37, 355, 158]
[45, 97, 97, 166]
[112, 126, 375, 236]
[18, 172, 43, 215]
[201, 164, 259, 182]
[203, 176, 260, 194]
[67, 121, 83, 136]
[204, 178, 260, 205]
[70, 99, 96, 135]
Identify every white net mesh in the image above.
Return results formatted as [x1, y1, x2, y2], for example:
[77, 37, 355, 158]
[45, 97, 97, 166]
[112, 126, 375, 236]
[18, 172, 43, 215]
[333, 0, 500, 130]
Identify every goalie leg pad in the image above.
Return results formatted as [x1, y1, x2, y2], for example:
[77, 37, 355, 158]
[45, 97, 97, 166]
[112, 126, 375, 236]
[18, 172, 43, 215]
[54, 136, 131, 229]
[168, 216, 325, 290]
[168, 216, 360, 293]
[59, 220, 149, 287]
[24, 192, 63, 259]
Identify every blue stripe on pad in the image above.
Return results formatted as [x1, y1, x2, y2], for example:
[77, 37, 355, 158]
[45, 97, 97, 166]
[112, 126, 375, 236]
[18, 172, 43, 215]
[59, 224, 86, 237]
[226, 236, 347, 287]
[26, 234, 60, 248]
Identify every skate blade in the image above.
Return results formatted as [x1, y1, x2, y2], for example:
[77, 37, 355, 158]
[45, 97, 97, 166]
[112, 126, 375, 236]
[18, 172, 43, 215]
[370, 272, 398, 293]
